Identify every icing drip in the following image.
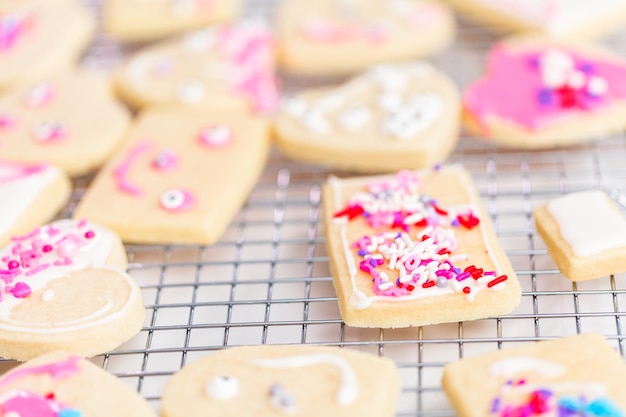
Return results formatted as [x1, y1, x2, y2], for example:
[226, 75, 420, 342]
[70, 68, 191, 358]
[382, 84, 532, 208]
[205, 376, 239, 400]
[0, 13, 31, 52]
[113, 141, 153, 196]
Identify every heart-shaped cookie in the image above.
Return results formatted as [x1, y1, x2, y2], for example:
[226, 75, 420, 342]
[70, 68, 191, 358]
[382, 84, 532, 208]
[275, 62, 460, 172]
[114, 21, 278, 113]
[0, 218, 145, 361]
[0, 3, 95, 90]
[104, 0, 241, 41]
[277, 0, 455, 75]
[0, 351, 156, 416]
[0, 71, 131, 176]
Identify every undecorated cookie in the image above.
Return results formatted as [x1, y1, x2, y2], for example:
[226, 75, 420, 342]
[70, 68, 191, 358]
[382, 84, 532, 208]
[0, 3, 95, 90]
[534, 190, 626, 281]
[0, 218, 145, 361]
[275, 62, 460, 172]
[0, 71, 131, 176]
[162, 345, 400, 417]
[0, 161, 70, 246]
[104, 0, 241, 42]
[323, 166, 520, 328]
[0, 351, 156, 416]
[114, 21, 278, 113]
[277, 0, 455, 76]
[442, 333, 626, 417]
[446, 0, 626, 40]
[74, 108, 269, 245]
[464, 37, 626, 149]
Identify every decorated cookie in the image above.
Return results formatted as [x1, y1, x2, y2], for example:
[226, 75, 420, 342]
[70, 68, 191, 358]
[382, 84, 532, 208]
[114, 21, 278, 113]
[464, 37, 626, 149]
[275, 63, 460, 172]
[0, 71, 131, 176]
[0, 351, 157, 416]
[104, 0, 241, 42]
[534, 190, 626, 281]
[276, 0, 455, 76]
[442, 333, 626, 417]
[323, 167, 520, 328]
[0, 218, 145, 361]
[0, 3, 95, 90]
[0, 161, 71, 246]
[446, 0, 626, 40]
[74, 108, 269, 245]
[162, 345, 399, 417]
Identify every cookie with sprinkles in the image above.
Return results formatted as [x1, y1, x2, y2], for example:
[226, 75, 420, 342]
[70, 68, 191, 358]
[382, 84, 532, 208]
[534, 190, 626, 281]
[0, 71, 131, 176]
[276, 0, 455, 76]
[114, 20, 278, 114]
[275, 62, 460, 172]
[0, 351, 156, 417]
[464, 37, 626, 149]
[322, 166, 520, 328]
[0, 218, 145, 361]
[442, 333, 626, 417]
[162, 345, 399, 417]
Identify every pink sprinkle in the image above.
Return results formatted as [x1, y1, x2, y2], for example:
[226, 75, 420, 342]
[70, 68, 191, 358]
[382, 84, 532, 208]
[7, 260, 19, 269]
[11, 227, 40, 242]
[76, 218, 88, 228]
[25, 263, 50, 276]
[84, 230, 95, 239]
[42, 244, 53, 253]
[11, 282, 31, 298]
[0, 114, 15, 129]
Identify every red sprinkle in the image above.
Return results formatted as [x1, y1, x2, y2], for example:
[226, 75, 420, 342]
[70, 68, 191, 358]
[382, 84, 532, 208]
[464, 265, 476, 273]
[333, 205, 364, 220]
[470, 268, 484, 279]
[406, 285, 415, 292]
[437, 248, 450, 255]
[421, 235, 430, 242]
[415, 219, 428, 227]
[433, 205, 448, 216]
[422, 281, 435, 289]
[487, 275, 508, 288]
[462, 286, 471, 294]
[457, 213, 480, 229]
[84, 230, 95, 239]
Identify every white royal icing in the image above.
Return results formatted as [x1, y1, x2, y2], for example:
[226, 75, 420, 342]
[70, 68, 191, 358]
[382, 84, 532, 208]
[489, 356, 566, 379]
[205, 376, 240, 400]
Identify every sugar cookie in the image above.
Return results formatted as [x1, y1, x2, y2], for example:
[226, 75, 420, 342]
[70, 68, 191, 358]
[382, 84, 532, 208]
[114, 21, 278, 113]
[0, 71, 131, 176]
[0, 351, 156, 416]
[162, 345, 399, 417]
[74, 108, 269, 245]
[0, 218, 145, 361]
[323, 167, 520, 328]
[275, 62, 460, 172]
[277, 0, 455, 76]
[442, 333, 626, 417]
[464, 37, 626, 149]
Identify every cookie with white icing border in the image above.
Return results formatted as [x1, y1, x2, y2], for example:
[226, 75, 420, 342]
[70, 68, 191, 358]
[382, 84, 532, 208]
[464, 37, 626, 149]
[0, 218, 145, 361]
[0, 351, 156, 417]
[0, 71, 131, 176]
[276, 0, 455, 76]
[0, 161, 70, 246]
[323, 166, 520, 328]
[114, 21, 278, 113]
[74, 108, 269, 245]
[0, 3, 95, 90]
[104, 0, 241, 42]
[162, 345, 399, 417]
[534, 190, 626, 281]
[275, 62, 460, 172]
[442, 333, 626, 417]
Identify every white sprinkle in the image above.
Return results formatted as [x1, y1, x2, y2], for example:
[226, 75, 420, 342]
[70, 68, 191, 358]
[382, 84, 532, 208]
[588, 76, 608, 96]
[403, 213, 424, 225]
[380, 272, 390, 282]
[378, 282, 393, 291]
[448, 254, 468, 262]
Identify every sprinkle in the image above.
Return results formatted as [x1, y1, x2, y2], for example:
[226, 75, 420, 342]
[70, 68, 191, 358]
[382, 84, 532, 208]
[7, 260, 19, 270]
[435, 277, 448, 288]
[462, 286, 471, 294]
[11, 282, 31, 298]
[487, 275, 508, 288]
[84, 230, 95, 239]
[422, 280, 435, 289]
[334, 205, 364, 220]
[42, 245, 53, 253]
[25, 263, 51, 276]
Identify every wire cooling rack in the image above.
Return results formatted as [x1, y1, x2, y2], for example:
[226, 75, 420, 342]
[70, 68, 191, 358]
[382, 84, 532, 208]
[7, 1, 626, 416]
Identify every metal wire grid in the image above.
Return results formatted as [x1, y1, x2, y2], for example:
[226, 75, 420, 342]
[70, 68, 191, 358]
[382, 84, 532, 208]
[6, 1, 626, 416]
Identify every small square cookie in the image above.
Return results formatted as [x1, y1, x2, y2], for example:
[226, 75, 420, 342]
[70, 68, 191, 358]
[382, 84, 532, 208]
[322, 166, 520, 328]
[275, 62, 460, 172]
[442, 333, 626, 417]
[74, 108, 269, 245]
[162, 345, 400, 417]
[534, 190, 626, 281]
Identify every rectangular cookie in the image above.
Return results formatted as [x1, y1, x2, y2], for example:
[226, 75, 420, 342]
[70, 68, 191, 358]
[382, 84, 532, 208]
[322, 166, 520, 328]
[534, 190, 626, 281]
[442, 333, 626, 417]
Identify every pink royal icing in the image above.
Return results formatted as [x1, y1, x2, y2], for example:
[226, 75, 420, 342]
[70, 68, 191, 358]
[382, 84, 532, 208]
[198, 125, 233, 148]
[113, 141, 153, 197]
[0, 356, 80, 388]
[0, 13, 31, 52]
[0, 161, 48, 185]
[301, 18, 388, 44]
[464, 44, 626, 131]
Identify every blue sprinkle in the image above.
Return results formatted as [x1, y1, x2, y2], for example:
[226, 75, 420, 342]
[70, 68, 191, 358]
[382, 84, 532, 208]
[451, 218, 460, 227]
[357, 249, 368, 257]
[363, 212, 371, 218]
[369, 258, 377, 267]
[579, 63, 595, 74]
[59, 410, 83, 417]
[586, 398, 624, 417]
[453, 267, 461, 275]
[538, 88, 553, 106]
[434, 164, 442, 172]
[490, 397, 501, 413]
[396, 232, 402, 239]
[559, 396, 585, 412]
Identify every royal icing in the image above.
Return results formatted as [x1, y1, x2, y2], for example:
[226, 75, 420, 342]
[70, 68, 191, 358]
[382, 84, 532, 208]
[31, 121, 66, 143]
[331, 167, 507, 310]
[205, 376, 239, 401]
[159, 188, 195, 212]
[547, 190, 626, 257]
[22, 83, 55, 108]
[198, 125, 233, 148]
[465, 45, 626, 131]
[0, 12, 31, 52]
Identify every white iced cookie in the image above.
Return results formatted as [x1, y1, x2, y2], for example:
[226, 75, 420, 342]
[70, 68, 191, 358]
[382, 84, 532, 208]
[0, 218, 145, 361]
[277, 0, 455, 76]
[114, 21, 278, 113]
[162, 345, 400, 417]
[0, 3, 95, 90]
[0, 71, 131, 176]
[104, 0, 241, 42]
[275, 63, 460, 172]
